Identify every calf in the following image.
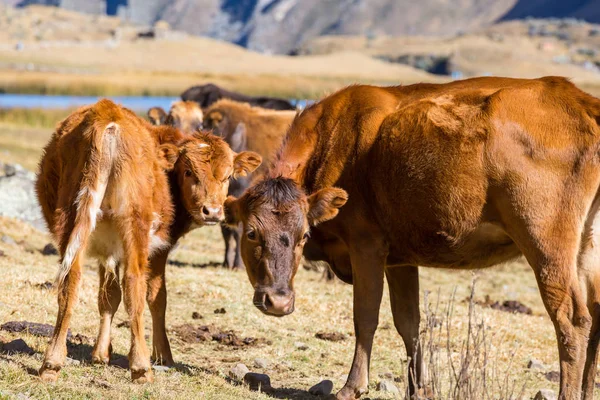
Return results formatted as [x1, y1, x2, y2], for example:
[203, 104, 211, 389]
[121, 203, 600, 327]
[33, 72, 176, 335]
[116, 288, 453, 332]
[181, 83, 295, 110]
[147, 101, 204, 133]
[36, 99, 261, 383]
[204, 99, 295, 269]
[225, 77, 600, 399]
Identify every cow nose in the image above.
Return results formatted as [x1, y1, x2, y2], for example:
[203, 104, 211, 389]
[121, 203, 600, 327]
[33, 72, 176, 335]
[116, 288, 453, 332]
[254, 290, 295, 317]
[202, 205, 223, 221]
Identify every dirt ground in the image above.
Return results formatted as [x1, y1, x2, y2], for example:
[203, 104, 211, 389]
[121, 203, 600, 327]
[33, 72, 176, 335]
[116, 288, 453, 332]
[0, 104, 586, 399]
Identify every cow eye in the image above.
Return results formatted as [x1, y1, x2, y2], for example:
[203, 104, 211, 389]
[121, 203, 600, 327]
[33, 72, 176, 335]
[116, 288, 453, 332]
[247, 230, 257, 241]
[184, 170, 192, 177]
[303, 231, 310, 240]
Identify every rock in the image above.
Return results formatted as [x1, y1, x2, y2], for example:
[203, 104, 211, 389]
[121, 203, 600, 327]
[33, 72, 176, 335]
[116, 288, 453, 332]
[279, 360, 293, 369]
[244, 372, 271, 391]
[254, 358, 269, 369]
[377, 379, 399, 393]
[527, 358, 545, 371]
[191, 312, 203, 320]
[294, 341, 309, 350]
[2, 338, 34, 355]
[534, 389, 557, 400]
[544, 371, 560, 383]
[379, 372, 394, 379]
[214, 307, 226, 314]
[0, 164, 45, 230]
[152, 365, 170, 372]
[41, 243, 58, 256]
[1, 235, 16, 245]
[309, 379, 333, 395]
[65, 357, 80, 366]
[229, 363, 249, 381]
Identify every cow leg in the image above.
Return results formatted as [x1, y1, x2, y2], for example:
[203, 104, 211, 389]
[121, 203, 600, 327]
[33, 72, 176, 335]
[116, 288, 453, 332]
[336, 242, 386, 400]
[121, 217, 153, 383]
[385, 266, 425, 396]
[39, 254, 82, 382]
[147, 250, 174, 366]
[221, 224, 235, 269]
[232, 224, 244, 270]
[91, 261, 121, 365]
[579, 206, 600, 400]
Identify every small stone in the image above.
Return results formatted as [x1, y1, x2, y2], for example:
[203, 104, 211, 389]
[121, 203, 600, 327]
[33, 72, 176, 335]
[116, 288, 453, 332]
[309, 379, 333, 395]
[279, 360, 293, 369]
[2, 338, 34, 355]
[41, 243, 58, 256]
[191, 312, 203, 320]
[4, 164, 16, 177]
[527, 358, 545, 371]
[229, 363, 249, 381]
[1, 235, 16, 246]
[544, 371, 560, 382]
[254, 358, 269, 369]
[152, 365, 170, 372]
[379, 371, 394, 379]
[214, 308, 226, 314]
[377, 379, 400, 393]
[534, 389, 557, 400]
[294, 341, 308, 350]
[244, 372, 271, 391]
[65, 357, 80, 366]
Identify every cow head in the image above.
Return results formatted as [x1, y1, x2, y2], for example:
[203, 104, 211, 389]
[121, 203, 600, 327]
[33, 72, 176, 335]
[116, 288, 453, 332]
[224, 177, 347, 316]
[158, 131, 262, 226]
[165, 101, 204, 134]
[148, 107, 167, 125]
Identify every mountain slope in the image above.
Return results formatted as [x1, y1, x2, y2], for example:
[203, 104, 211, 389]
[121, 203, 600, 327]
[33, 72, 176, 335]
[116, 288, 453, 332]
[6, 0, 600, 53]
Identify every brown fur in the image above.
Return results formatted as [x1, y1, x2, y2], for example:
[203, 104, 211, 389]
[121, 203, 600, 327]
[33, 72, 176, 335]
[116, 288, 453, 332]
[204, 99, 296, 269]
[36, 100, 261, 384]
[226, 76, 600, 399]
[147, 101, 204, 134]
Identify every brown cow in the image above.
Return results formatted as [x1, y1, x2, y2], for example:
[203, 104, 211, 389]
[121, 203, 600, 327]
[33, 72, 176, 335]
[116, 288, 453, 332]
[36, 99, 261, 383]
[225, 76, 600, 399]
[204, 99, 295, 269]
[147, 101, 204, 133]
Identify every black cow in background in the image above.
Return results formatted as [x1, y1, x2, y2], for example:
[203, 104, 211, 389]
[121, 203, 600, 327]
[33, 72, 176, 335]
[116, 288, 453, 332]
[181, 83, 296, 111]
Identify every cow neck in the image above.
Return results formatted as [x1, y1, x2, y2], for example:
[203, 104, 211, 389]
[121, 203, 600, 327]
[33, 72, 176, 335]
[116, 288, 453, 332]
[167, 171, 192, 242]
[268, 104, 323, 192]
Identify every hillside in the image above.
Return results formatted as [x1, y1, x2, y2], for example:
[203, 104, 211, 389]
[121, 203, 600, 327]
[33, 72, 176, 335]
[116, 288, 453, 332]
[6, 0, 600, 54]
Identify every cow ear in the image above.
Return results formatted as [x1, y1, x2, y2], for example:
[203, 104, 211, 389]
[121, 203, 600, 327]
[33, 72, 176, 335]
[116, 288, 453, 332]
[307, 187, 348, 226]
[148, 107, 167, 125]
[157, 143, 180, 171]
[224, 195, 243, 227]
[233, 151, 262, 178]
[230, 122, 247, 152]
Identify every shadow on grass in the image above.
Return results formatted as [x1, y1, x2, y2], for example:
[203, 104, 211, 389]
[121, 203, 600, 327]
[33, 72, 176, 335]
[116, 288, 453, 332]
[168, 260, 223, 269]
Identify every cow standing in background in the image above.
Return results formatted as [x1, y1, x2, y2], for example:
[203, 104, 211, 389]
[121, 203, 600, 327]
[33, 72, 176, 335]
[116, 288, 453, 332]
[225, 77, 600, 399]
[182, 83, 295, 110]
[147, 101, 204, 133]
[203, 99, 295, 269]
[36, 100, 261, 383]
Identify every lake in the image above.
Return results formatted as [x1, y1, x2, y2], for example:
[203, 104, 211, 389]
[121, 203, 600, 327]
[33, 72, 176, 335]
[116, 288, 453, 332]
[0, 94, 309, 111]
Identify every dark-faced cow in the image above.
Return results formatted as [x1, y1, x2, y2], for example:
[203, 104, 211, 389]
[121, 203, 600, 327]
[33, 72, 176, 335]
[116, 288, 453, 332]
[225, 77, 600, 400]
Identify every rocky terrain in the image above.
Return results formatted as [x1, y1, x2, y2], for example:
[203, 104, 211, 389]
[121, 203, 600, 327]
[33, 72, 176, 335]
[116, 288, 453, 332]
[5, 0, 600, 54]
[0, 162, 44, 231]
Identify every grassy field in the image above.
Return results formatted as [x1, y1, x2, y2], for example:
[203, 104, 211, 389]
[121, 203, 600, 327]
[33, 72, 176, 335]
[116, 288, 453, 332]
[0, 112, 575, 399]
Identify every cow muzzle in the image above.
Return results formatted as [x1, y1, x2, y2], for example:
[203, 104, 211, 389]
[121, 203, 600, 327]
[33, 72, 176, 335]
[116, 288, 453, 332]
[253, 288, 295, 317]
[201, 204, 223, 225]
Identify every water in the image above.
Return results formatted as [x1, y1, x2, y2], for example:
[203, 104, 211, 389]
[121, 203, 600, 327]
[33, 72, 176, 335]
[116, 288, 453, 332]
[0, 94, 179, 111]
[0, 94, 310, 111]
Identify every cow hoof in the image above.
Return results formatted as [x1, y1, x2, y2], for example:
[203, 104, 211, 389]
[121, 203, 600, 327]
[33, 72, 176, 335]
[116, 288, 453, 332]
[335, 385, 366, 400]
[91, 355, 110, 365]
[39, 362, 61, 383]
[131, 368, 154, 384]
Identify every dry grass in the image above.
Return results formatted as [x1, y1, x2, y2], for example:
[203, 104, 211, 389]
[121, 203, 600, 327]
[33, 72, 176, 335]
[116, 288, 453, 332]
[0, 212, 568, 399]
